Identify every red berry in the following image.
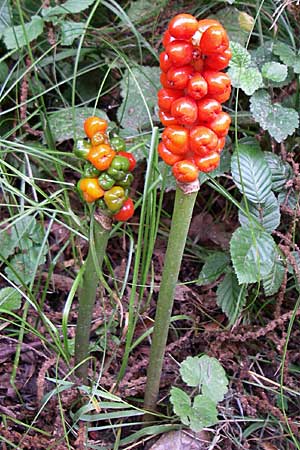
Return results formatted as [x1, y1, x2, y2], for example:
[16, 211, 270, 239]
[197, 18, 220, 34]
[167, 65, 194, 89]
[186, 73, 208, 100]
[157, 88, 184, 112]
[212, 87, 231, 103]
[113, 198, 134, 222]
[162, 125, 189, 155]
[216, 137, 226, 154]
[197, 98, 222, 123]
[159, 110, 179, 126]
[200, 25, 229, 55]
[158, 142, 185, 166]
[208, 111, 231, 138]
[193, 152, 220, 172]
[189, 126, 218, 156]
[204, 48, 232, 70]
[166, 40, 193, 66]
[168, 14, 198, 40]
[162, 30, 175, 48]
[172, 159, 199, 183]
[171, 96, 198, 125]
[118, 151, 136, 171]
[159, 51, 172, 72]
[204, 71, 231, 96]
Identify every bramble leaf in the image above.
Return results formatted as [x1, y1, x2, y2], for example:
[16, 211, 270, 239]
[216, 270, 247, 324]
[238, 192, 281, 233]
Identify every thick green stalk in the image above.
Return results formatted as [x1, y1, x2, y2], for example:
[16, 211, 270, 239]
[144, 182, 199, 415]
[75, 215, 111, 384]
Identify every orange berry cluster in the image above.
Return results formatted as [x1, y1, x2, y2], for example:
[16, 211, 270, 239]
[74, 116, 135, 222]
[157, 14, 232, 183]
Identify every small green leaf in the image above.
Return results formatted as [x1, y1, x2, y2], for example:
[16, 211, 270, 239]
[3, 16, 44, 50]
[198, 252, 230, 285]
[250, 89, 299, 143]
[42, 0, 95, 17]
[231, 138, 272, 204]
[0, 287, 22, 311]
[264, 152, 292, 192]
[61, 21, 85, 46]
[0, 0, 12, 34]
[228, 41, 263, 95]
[273, 42, 300, 73]
[263, 255, 285, 296]
[230, 225, 276, 284]
[180, 355, 228, 403]
[127, 0, 164, 22]
[47, 107, 109, 143]
[0, 230, 16, 258]
[117, 66, 160, 135]
[170, 387, 192, 426]
[238, 192, 281, 233]
[0, 61, 9, 83]
[5, 247, 46, 285]
[262, 62, 287, 82]
[216, 270, 247, 324]
[189, 395, 218, 432]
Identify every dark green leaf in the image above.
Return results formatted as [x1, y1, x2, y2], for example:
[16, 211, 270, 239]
[250, 90, 299, 143]
[198, 252, 230, 286]
[3, 16, 44, 50]
[61, 21, 85, 46]
[238, 192, 280, 233]
[117, 66, 160, 135]
[216, 270, 246, 324]
[273, 42, 300, 74]
[231, 138, 272, 203]
[42, 0, 95, 17]
[5, 247, 46, 285]
[0, 61, 9, 83]
[127, 0, 165, 22]
[0, 287, 21, 311]
[230, 225, 276, 284]
[264, 152, 292, 192]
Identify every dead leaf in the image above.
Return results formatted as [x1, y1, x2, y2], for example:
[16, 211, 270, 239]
[149, 430, 210, 450]
[261, 444, 279, 450]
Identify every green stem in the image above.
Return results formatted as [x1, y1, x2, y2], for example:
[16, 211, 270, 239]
[75, 213, 111, 384]
[144, 182, 199, 415]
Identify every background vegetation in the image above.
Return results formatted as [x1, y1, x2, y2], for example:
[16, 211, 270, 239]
[0, 0, 300, 448]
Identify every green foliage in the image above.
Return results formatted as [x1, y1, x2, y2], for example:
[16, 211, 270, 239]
[261, 62, 288, 82]
[170, 355, 228, 432]
[118, 66, 160, 135]
[263, 255, 285, 297]
[250, 90, 299, 143]
[0, 0, 12, 34]
[0, 287, 22, 311]
[231, 138, 272, 204]
[264, 152, 292, 192]
[42, 0, 96, 18]
[216, 269, 246, 324]
[3, 15, 44, 49]
[230, 225, 276, 284]
[127, 0, 165, 22]
[61, 21, 85, 46]
[273, 42, 300, 73]
[198, 252, 230, 285]
[228, 41, 263, 95]
[47, 107, 109, 143]
[238, 192, 280, 233]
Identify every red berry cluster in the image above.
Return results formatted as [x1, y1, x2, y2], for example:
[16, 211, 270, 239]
[157, 14, 232, 183]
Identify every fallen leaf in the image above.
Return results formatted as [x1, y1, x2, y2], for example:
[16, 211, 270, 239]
[149, 430, 210, 450]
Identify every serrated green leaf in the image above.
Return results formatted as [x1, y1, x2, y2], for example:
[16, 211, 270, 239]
[0, 230, 16, 258]
[3, 16, 44, 50]
[228, 41, 263, 95]
[238, 192, 280, 233]
[264, 152, 292, 192]
[0, 0, 12, 34]
[180, 355, 228, 403]
[0, 287, 22, 311]
[263, 255, 285, 296]
[198, 252, 230, 286]
[216, 270, 246, 324]
[231, 138, 272, 203]
[230, 226, 276, 284]
[42, 0, 95, 17]
[278, 189, 298, 210]
[250, 90, 299, 143]
[117, 66, 160, 135]
[61, 21, 85, 46]
[273, 42, 300, 73]
[47, 107, 109, 143]
[189, 395, 218, 432]
[170, 387, 192, 426]
[5, 247, 46, 285]
[262, 62, 287, 82]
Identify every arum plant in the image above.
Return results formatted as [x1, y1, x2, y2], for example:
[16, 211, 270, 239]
[73, 116, 136, 383]
[144, 13, 232, 413]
